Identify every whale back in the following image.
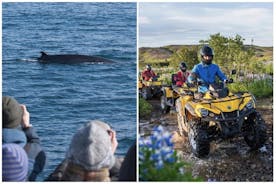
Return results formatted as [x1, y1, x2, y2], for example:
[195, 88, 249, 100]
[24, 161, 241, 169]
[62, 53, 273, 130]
[38, 52, 114, 64]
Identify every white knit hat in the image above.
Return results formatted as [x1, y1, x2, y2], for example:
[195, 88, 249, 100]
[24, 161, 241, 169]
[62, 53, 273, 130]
[66, 120, 115, 171]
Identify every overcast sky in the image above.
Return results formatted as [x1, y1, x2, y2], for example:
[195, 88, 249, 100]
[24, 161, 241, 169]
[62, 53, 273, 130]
[139, 2, 273, 47]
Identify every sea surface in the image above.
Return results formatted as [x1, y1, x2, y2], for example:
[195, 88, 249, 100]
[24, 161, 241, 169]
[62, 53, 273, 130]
[2, 2, 136, 181]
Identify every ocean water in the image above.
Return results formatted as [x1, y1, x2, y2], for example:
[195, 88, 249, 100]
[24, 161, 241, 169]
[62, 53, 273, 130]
[2, 2, 137, 181]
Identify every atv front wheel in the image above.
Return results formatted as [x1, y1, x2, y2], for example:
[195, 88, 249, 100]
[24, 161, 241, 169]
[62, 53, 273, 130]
[243, 112, 267, 149]
[188, 121, 210, 157]
[141, 87, 152, 100]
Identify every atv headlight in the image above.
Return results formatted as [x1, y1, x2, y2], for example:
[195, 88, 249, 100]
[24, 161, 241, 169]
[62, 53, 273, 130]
[246, 100, 254, 109]
[199, 108, 209, 117]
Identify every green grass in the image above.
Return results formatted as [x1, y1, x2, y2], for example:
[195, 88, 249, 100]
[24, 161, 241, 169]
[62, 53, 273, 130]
[228, 79, 273, 98]
[139, 97, 153, 118]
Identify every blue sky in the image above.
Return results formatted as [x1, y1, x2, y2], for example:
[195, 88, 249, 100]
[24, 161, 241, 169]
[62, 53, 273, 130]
[139, 2, 273, 47]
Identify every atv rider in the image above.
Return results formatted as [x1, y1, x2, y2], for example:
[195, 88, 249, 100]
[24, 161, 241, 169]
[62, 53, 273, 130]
[188, 45, 227, 93]
[141, 64, 157, 81]
[174, 62, 190, 87]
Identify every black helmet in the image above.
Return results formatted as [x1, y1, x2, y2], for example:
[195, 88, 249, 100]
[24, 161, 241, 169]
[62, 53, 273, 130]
[146, 64, 151, 70]
[179, 62, 187, 72]
[200, 45, 214, 56]
[200, 45, 214, 65]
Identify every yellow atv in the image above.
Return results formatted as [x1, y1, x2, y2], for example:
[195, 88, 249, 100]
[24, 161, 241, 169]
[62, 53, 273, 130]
[176, 80, 267, 158]
[160, 74, 193, 113]
[160, 85, 178, 113]
[139, 76, 162, 100]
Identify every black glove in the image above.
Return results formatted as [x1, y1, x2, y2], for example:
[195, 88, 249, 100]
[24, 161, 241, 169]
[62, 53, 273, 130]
[225, 78, 233, 83]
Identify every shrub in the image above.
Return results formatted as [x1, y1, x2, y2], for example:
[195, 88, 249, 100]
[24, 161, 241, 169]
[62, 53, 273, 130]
[139, 97, 153, 118]
[229, 79, 273, 98]
[139, 126, 202, 181]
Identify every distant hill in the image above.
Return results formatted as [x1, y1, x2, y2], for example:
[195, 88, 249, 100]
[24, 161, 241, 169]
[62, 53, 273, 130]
[245, 45, 273, 60]
[139, 44, 273, 67]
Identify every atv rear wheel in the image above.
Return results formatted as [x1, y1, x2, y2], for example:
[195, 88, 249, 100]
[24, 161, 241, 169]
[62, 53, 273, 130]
[243, 112, 267, 149]
[188, 121, 210, 157]
[141, 87, 152, 100]
[160, 95, 170, 114]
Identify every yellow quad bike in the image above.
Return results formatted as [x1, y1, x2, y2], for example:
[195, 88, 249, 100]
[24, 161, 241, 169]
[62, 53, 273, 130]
[176, 80, 267, 158]
[160, 85, 179, 113]
[139, 76, 162, 100]
[160, 84, 193, 114]
[160, 74, 192, 113]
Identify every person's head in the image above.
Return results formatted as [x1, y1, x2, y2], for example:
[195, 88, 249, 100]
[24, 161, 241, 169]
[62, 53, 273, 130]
[2, 143, 28, 181]
[66, 120, 116, 172]
[200, 45, 214, 65]
[2, 96, 23, 128]
[145, 64, 151, 71]
[179, 62, 187, 72]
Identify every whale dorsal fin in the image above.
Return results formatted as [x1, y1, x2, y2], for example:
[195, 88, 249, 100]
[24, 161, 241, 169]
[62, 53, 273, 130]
[40, 51, 48, 57]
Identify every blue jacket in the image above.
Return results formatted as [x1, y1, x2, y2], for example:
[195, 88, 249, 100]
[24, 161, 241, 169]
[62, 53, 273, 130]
[2, 127, 46, 181]
[188, 62, 227, 93]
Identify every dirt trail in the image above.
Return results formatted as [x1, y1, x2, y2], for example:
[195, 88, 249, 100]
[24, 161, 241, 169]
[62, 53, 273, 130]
[139, 98, 273, 181]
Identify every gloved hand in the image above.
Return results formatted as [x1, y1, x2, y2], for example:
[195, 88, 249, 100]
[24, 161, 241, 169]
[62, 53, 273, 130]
[197, 81, 203, 85]
[224, 78, 233, 83]
[187, 82, 195, 88]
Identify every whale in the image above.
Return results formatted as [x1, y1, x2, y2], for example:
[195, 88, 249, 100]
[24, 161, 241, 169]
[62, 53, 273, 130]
[38, 52, 114, 64]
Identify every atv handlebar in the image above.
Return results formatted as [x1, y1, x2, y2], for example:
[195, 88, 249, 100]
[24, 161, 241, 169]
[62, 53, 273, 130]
[187, 78, 234, 91]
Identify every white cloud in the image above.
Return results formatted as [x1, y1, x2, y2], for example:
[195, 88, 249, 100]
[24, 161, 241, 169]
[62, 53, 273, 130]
[139, 16, 151, 24]
[139, 3, 273, 47]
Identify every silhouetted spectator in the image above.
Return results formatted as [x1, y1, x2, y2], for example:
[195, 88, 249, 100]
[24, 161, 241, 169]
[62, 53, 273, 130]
[119, 143, 136, 181]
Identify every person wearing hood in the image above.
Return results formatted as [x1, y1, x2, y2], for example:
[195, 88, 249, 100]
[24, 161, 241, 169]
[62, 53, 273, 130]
[2, 96, 46, 181]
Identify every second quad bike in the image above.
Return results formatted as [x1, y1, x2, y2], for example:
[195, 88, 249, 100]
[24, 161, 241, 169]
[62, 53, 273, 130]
[160, 74, 195, 113]
[175, 80, 267, 158]
[139, 76, 162, 100]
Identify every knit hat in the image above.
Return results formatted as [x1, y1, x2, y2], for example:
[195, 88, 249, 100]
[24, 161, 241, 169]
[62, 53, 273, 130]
[66, 120, 115, 171]
[2, 96, 23, 128]
[2, 143, 28, 181]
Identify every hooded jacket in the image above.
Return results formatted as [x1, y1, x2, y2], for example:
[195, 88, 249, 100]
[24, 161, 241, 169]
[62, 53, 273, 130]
[3, 127, 46, 181]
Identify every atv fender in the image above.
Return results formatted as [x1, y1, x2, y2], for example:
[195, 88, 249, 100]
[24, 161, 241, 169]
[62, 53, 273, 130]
[161, 87, 173, 98]
[185, 103, 197, 117]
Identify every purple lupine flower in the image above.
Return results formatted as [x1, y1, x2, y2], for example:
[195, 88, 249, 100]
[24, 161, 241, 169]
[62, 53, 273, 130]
[155, 159, 164, 169]
[165, 157, 175, 163]
[140, 125, 176, 170]
[179, 167, 185, 175]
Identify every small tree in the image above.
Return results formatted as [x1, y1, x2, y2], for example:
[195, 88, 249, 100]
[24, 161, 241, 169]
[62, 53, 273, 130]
[169, 46, 198, 70]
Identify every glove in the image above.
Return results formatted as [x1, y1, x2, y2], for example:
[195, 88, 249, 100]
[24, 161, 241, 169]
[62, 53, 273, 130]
[197, 81, 203, 85]
[224, 79, 233, 83]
